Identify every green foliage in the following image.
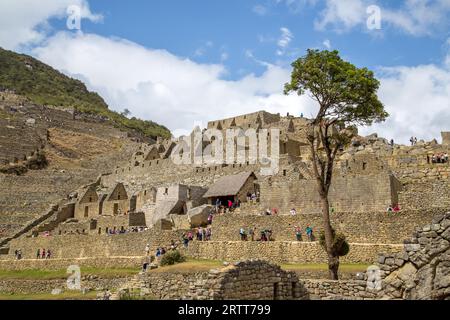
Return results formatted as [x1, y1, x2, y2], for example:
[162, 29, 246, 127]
[160, 250, 186, 266]
[0, 47, 171, 139]
[319, 228, 350, 257]
[284, 49, 388, 126]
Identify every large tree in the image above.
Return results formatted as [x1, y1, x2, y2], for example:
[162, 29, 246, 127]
[284, 49, 388, 279]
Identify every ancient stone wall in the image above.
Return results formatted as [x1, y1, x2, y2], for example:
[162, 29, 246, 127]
[259, 173, 396, 214]
[398, 181, 450, 210]
[210, 209, 442, 243]
[185, 241, 401, 264]
[377, 211, 450, 300]
[5, 229, 186, 261]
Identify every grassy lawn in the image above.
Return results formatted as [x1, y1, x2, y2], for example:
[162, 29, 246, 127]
[0, 267, 138, 280]
[281, 263, 370, 273]
[0, 290, 99, 300]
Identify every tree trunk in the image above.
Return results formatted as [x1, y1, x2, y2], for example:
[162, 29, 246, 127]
[320, 195, 340, 280]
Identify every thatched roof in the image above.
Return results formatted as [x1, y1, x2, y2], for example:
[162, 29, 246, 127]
[203, 171, 256, 198]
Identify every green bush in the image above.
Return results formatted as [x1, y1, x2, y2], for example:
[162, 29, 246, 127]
[160, 250, 186, 266]
[319, 228, 350, 257]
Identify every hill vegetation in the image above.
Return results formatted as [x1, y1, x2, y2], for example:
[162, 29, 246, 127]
[0, 47, 171, 139]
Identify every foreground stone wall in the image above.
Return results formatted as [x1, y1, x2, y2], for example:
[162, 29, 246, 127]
[185, 241, 402, 264]
[377, 212, 450, 300]
[211, 209, 443, 244]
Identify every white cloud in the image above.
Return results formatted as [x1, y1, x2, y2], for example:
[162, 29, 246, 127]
[315, 0, 450, 36]
[33, 32, 316, 137]
[276, 27, 294, 56]
[0, 0, 101, 50]
[360, 62, 450, 144]
[33, 32, 450, 143]
[323, 39, 331, 49]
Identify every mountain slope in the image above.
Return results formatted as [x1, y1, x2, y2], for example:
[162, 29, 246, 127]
[0, 47, 171, 139]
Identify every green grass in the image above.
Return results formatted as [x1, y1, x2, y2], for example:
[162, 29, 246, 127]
[0, 290, 99, 300]
[281, 263, 370, 273]
[0, 267, 138, 280]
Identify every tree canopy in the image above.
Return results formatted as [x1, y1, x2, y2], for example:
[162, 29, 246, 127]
[284, 49, 388, 126]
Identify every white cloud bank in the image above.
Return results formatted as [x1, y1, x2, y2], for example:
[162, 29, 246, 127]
[315, 0, 450, 36]
[0, 0, 101, 50]
[34, 32, 450, 143]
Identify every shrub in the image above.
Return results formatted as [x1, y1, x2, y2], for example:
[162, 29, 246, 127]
[160, 250, 186, 266]
[319, 228, 350, 257]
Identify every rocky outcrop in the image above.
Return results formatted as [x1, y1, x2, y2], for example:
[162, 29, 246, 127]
[378, 212, 450, 300]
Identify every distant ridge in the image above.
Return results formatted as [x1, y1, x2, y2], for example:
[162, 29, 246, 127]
[0, 47, 171, 139]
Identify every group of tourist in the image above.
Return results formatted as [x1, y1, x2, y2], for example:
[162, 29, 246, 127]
[239, 227, 273, 241]
[410, 137, 418, 146]
[261, 208, 279, 216]
[215, 198, 241, 213]
[107, 226, 147, 235]
[246, 192, 260, 203]
[13, 249, 22, 260]
[294, 226, 314, 241]
[36, 248, 51, 259]
[387, 204, 401, 213]
[429, 153, 449, 164]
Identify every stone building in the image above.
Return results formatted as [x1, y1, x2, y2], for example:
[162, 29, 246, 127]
[102, 183, 129, 216]
[203, 171, 258, 205]
[74, 185, 101, 220]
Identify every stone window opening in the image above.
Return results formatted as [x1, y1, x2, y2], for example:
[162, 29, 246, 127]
[283, 170, 287, 176]
[84, 206, 89, 218]
[164, 188, 169, 195]
[98, 228, 101, 234]
[363, 162, 367, 170]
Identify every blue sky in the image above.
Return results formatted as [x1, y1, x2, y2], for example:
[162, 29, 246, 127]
[0, 0, 449, 142]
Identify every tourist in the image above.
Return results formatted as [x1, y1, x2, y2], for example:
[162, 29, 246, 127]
[387, 205, 393, 213]
[46, 249, 51, 259]
[290, 208, 297, 216]
[272, 208, 278, 215]
[265, 208, 271, 216]
[444, 153, 449, 163]
[145, 243, 150, 256]
[36, 249, 40, 259]
[239, 227, 247, 241]
[41, 248, 46, 259]
[170, 240, 176, 250]
[215, 198, 221, 212]
[390, 139, 394, 147]
[207, 213, 213, 225]
[206, 227, 212, 241]
[187, 230, 193, 241]
[260, 230, 267, 241]
[227, 200, 233, 211]
[17, 249, 22, 260]
[246, 192, 251, 202]
[248, 227, 255, 241]
[410, 137, 414, 146]
[295, 226, 302, 241]
[393, 204, 401, 212]
[306, 226, 313, 242]
[197, 227, 203, 241]
[155, 248, 161, 258]
[182, 234, 189, 248]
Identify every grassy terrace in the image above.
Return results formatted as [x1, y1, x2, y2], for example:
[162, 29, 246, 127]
[0, 267, 138, 280]
[0, 291, 99, 300]
[0, 260, 370, 279]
